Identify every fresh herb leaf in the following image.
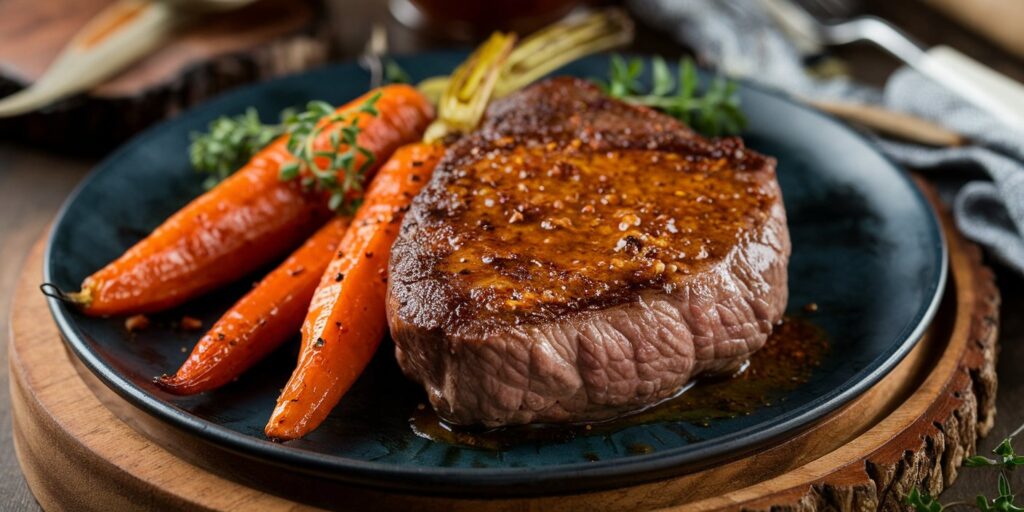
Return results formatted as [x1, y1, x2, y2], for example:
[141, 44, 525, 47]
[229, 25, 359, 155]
[650, 56, 673, 96]
[975, 473, 1024, 512]
[384, 58, 411, 85]
[968, 455, 1002, 468]
[907, 487, 946, 512]
[906, 421, 1024, 511]
[593, 54, 642, 98]
[189, 108, 293, 188]
[593, 54, 746, 137]
[966, 427, 1024, 470]
[278, 92, 383, 213]
[189, 93, 382, 214]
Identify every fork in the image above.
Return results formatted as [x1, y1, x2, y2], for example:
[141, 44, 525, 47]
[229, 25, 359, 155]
[762, 0, 1024, 133]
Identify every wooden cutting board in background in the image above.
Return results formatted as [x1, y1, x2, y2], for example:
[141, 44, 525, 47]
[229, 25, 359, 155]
[0, 0, 332, 153]
[916, 0, 1024, 60]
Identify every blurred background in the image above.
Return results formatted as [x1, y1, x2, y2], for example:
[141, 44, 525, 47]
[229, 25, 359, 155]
[1, 0, 1023, 509]
[2, 0, 1022, 150]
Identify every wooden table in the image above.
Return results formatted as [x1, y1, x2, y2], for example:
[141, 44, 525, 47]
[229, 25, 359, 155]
[2, 0, 1022, 509]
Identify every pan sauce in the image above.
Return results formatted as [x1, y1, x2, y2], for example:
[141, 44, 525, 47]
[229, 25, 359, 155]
[410, 315, 828, 452]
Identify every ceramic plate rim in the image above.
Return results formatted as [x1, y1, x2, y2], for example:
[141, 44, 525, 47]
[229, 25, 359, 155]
[43, 51, 948, 495]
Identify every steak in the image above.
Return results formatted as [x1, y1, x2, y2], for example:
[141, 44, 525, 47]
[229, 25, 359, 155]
[386, 77, 790, 427]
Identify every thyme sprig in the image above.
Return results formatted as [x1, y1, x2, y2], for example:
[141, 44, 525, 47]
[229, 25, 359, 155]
[278, 92, 382, 212]
[593, 54, 746, 137]
[188, 93, 381, 212]
[189, 59, 404, 191]
[966, 423, 1024, 470]
[906, 422, 1024, 512]
[189, 108, 293, 189]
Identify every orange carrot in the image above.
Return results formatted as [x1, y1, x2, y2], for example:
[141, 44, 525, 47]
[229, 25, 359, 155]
[265, 142, 445, 440]
[157, 216, 351, 395]
[70, 85, 433, 316]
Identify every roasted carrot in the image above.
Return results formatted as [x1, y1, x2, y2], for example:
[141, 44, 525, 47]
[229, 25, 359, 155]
[69, 85, 433, 316]
[156, 216, 351, 395]
[199, 13, 623, 438]
[263, 32, 520, 440]
[265, 142, 445, 440]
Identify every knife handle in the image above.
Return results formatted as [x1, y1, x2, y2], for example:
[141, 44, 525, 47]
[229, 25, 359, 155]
[807, 98, 966, 147]
[918, 45, 1024, 133]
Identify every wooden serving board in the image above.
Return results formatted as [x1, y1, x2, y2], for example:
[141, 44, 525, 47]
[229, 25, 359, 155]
[8, 180, 999, 511]
[0, 0, 331, 153]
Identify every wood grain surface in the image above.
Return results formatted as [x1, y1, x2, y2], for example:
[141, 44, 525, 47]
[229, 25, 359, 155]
[0, 146, 91, 511]
[3, 180, 999, 511]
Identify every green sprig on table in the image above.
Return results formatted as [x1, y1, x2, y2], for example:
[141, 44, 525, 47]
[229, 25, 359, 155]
[592, 54, 746, 137]
[966, 434, 1024, 470]
[906, 422, 1024, 512]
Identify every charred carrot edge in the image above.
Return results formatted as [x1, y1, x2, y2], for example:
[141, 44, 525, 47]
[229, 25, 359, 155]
[69, 85, 433, 317]
[155, 91, 434, 394]
[156, 216, 351, 395]
[265, 143, 445, 440]
[264, 32, 516, 441]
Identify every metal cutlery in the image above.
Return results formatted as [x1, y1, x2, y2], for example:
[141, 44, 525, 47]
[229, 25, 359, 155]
[762, 0, 1024, 133]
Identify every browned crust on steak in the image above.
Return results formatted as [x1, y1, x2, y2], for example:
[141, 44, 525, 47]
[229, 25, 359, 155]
[387, 77, 790, 426]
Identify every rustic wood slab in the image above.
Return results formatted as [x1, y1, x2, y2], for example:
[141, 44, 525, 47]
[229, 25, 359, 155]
[0, 0, 331, 152]
[8, 181, 999, 510]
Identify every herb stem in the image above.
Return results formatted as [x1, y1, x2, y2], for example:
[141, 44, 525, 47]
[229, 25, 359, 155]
[1010, 422, 1024, 440]
[278, 92, 383, 213]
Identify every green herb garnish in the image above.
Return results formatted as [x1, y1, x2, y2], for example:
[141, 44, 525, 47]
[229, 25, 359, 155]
[593, 54, 746, 137]
[975, 473, 1024, 512]
[908, 488, 948, 512]
[189, 108, 293, 189]
[278, 92, 382, 213]
[189, 93, 381, 213]
[966, 431, 1024, 470]
[384, 58, 411, 85]
[906, 422, 1024, 512]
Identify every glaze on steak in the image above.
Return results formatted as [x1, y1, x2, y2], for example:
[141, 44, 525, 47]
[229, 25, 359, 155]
[387, 78, 790, 427]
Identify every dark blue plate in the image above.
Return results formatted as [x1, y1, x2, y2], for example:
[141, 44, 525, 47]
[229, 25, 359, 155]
[44, 51, 946, 498]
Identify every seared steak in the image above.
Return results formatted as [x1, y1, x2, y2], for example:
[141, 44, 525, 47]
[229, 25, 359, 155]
[387, 78, 789, 427]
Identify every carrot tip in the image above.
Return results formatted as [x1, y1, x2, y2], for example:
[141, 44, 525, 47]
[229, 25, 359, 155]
[40, 282, 92, 307]
[264, 428, 297, 442]
[154, 374, 195, 395]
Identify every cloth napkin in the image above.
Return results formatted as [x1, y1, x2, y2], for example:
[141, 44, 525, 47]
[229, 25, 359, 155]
[628, 0, 1024, 275]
